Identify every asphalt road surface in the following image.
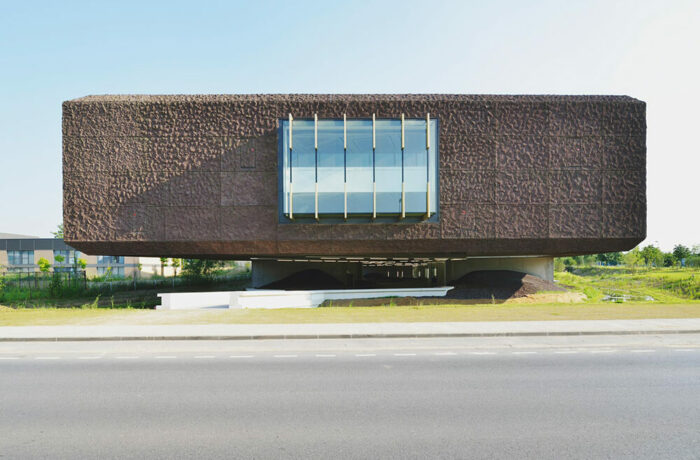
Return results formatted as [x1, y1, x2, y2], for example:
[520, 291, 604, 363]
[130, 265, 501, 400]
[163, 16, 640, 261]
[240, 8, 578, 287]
[1, 338, 699, 459]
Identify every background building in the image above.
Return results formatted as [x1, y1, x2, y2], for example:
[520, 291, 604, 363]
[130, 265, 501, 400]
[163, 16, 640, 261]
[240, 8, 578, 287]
[0, 233, 177, 278]
[62, 94, 646, 286]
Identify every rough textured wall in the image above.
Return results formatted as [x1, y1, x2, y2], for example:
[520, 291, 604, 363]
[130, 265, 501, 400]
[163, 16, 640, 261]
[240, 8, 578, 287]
[62, 94, 645, 258]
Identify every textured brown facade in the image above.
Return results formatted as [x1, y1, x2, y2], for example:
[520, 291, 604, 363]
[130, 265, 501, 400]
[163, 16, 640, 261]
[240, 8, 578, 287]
[62, 94, 646, 258]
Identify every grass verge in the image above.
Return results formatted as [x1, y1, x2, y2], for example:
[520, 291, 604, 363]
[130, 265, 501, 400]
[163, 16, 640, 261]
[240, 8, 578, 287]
[1, 302, 699, 326]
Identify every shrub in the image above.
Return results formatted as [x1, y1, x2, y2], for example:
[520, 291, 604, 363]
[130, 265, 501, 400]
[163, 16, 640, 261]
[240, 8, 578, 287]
[37, 257, 51, 273]
[49, 273, 63, 297]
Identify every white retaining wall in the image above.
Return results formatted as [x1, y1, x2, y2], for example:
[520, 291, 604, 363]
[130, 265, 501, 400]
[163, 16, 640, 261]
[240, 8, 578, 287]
[158, 287, 453, 310]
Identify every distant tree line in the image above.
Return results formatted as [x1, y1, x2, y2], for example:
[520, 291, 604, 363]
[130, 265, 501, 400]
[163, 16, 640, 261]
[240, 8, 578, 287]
[555, 244, 700, 271]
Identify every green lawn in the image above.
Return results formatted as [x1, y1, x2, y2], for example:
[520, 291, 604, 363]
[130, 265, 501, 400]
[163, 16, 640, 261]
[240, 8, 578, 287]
[1, 302, 699, 326]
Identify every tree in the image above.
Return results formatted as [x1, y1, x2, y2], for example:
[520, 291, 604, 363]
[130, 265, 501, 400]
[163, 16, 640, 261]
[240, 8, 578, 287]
[554, 258, 566, 272]
[160, 257, 168, 277]
[51, 224, 64, 239]
[54, 254, 65, 264]
[622, 248, 642, 267]
[596, 252, 622, 266]
[182, 259, 225, 278]
[673, 245, 691, 265]
[37, 257, 51, 273]
[640, 245, 664, 267]
[663, 253, 675, 267]
[171, 258, 182, 276]
[77, 258, 87, 271]
[582, 254, 596, 266]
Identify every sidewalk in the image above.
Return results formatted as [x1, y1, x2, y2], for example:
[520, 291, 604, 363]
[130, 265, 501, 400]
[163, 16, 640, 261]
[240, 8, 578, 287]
[2, 318, 700, 341]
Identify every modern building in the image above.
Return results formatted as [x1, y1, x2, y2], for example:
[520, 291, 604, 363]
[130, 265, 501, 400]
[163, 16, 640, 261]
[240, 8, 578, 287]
[62, 94, 646, 286]
[0, 233, 178, 277]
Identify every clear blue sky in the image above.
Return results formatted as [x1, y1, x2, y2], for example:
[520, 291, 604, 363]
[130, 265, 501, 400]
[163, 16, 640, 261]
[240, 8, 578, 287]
[1, 0, 697, 250]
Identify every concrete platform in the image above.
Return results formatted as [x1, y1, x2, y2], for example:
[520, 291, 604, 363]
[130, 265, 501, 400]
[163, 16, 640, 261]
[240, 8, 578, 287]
[158, 287, 453, 310]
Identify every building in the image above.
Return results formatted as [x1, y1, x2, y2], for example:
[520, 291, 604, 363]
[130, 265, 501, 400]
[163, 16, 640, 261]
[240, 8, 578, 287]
[62, 94, 646, 286]
[0, 233, 178, 277]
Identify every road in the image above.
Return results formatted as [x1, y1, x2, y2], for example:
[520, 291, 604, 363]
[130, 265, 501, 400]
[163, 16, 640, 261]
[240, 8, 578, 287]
[1, 337, 699, 459]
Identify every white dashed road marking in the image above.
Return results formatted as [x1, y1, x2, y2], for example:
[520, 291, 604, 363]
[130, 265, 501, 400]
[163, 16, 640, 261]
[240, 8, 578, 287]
[274, 354, 298, 358]
[630, 349, 655, 353]
[673, 349, 696, 352]
[512, 351, 538, 355]
[393, 353, 417, 356]
[115, 356, 139, 359]
[590, 350, 616, 354]
[434, 352, 457, 356]
[554, 351, 578, 354]
[0, 357, 20, 360]
[35, 357, 60, 360]
[194, 355, 216, 359]
[355, 354, 376, 357]
[78, 356, 102, 360]
[230, 355, 254, 359]
[470, 351, 496, 355]
[315, 354, 336, 358]
[155, 356, 177, 359]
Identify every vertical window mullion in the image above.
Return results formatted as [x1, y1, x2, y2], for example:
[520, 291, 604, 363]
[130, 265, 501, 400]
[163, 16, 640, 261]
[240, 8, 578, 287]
[314, 113, 318, 221]
[401, 113, 405, 219]
[343, 113, 347, 220]
[426, 113, 431, 219]
[372, 113, 376, 220]
[288, 113, 294, 219]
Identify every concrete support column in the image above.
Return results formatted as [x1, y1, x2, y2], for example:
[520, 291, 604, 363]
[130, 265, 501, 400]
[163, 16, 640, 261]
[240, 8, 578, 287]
[446, 257, 554, 283]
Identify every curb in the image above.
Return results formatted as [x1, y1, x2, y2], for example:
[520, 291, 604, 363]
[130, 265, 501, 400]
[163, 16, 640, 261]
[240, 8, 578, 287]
[2, 329, 700, 342]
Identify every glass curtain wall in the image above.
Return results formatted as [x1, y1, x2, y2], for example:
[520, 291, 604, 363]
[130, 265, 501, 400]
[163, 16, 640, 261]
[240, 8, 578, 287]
[282, 116, 437, 220]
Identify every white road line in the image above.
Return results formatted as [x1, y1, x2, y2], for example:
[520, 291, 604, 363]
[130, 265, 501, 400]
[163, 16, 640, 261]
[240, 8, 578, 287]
[434, 352, 457, 356]
[355, 353, 376, 357]
[35, 357, 60, 360]
[273, 354, 298, 358]
[673, 349, 696, 352]
[393, 353, 417, 356]
[470, 351, 496, 355]
[230, 355, 254, 359]
[554, 351, 578, 354]
[155, 356, 177, 359]
[315, 354, 336, 358]
[630, 349, 655, 353]
[78, 356, 102, 360]
[194, 355, 216, 359]
[512, 351, 538, 355]
[590, 350, 616, 354]
[115, 356, 139, 359]
[0, 357, 20, 360]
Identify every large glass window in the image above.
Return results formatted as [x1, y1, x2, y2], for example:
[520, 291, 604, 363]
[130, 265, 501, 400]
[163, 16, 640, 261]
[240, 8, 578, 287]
[8, 250, 34, 265]
[54, 250, 79, 265]
[97, 255, 124, 265]
[281, 116, 438, 222]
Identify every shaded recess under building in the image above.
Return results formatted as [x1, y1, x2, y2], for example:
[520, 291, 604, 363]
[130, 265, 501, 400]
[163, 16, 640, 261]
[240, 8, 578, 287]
[62, 94, 646, 287]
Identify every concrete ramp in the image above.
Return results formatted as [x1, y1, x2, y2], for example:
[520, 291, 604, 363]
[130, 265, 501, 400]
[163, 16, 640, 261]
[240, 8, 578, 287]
[158, 287, 453, 310]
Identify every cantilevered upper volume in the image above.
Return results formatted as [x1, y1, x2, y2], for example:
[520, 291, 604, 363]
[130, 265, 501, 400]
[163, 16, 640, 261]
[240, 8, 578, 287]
[62, 94, 646, 258]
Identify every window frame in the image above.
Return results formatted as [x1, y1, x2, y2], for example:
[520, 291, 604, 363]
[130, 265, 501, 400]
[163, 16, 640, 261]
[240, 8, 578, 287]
[277, 116, 440, 224]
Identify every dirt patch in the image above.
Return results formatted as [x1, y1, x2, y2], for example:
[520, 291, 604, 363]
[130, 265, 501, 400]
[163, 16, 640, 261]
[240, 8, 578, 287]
[446, 270, 565, 300]
[261, 269, 345, 290]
